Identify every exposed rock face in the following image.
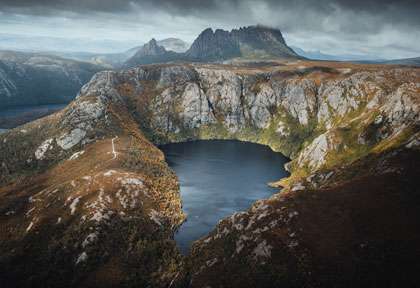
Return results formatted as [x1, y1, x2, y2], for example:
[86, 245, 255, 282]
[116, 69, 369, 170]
[0, 51, 104, 109]
[231, 25, 299, 59]
[185, 26, 299, 61]
[0, 61, 419, 287]
[185, 28, 240, 61]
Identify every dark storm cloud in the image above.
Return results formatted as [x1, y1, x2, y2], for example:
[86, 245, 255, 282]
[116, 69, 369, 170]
[1, 0, 419, 21]
[1, 0, 419, 33]
[0, 0, 419, 58]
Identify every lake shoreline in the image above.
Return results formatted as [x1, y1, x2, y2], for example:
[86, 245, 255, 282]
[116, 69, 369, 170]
[161, 139, 290, 254]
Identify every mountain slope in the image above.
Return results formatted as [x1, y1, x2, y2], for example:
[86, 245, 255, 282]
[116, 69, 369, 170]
[0, 51, 105, 109]
[0, 61, 419, 287]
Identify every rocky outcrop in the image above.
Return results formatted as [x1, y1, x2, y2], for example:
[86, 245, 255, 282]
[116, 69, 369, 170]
[0, 51, 104, 109]
[0, 61, 419, 287]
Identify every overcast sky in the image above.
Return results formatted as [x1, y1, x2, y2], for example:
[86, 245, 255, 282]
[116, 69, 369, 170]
[0, 0, 419, 58]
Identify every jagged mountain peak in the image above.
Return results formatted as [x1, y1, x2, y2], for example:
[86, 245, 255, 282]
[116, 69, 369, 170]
[137, 38, 167, 56]
[185, 25, 298, 61]
[124, 38, 180, 67]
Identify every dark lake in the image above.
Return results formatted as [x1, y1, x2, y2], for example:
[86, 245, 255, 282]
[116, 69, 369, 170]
[160, 140, 289, 254]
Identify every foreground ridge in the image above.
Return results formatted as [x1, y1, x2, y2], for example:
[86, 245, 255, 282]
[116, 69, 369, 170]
[0, 61, 419, 287]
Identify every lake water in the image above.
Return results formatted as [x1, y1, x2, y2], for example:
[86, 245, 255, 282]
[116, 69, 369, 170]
[0, 104, 67, 129]
[160, 140, 289, 254]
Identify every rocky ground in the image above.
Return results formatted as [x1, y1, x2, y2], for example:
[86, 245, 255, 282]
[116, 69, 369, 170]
[0, 60, 419, 287]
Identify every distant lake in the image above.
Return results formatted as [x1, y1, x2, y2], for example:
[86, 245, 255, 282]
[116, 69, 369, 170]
[0, 104, 66, 129]
[160, 140, 289, 254]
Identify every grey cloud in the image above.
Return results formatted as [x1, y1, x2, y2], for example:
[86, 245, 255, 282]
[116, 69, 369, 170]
[0, 0, 419, 59]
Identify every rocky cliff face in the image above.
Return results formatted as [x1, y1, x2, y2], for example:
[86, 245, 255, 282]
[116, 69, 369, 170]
[185, 28, 240, 61]
[185, 26, 299, 61]
[0, 61, 419, 287]
[0, 51, 104, 109]
[231, 25, 298, 59]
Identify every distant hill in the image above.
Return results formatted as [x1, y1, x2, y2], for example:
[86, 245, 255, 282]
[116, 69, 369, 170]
[52, 38, 190, 68]
[0, 50, 105, 109]
[291, 46, 385, 62]
[381, 57, 420, 67]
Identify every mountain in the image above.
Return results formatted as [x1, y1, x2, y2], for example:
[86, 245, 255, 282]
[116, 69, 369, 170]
[0, 51, 105, 109]
[185, 25, 299, 61]
[124, 38, 183, 67]
[0, 61, 419, 287]
[185, 28, 240, 61]
[125, 25, 300, 67]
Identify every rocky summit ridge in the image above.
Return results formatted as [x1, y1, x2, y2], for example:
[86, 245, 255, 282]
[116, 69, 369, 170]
[185, 25, 298, 61]
[124, 38, 181, 67]
[125, 25, 299, 67]
[0, 60, 419, 287]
